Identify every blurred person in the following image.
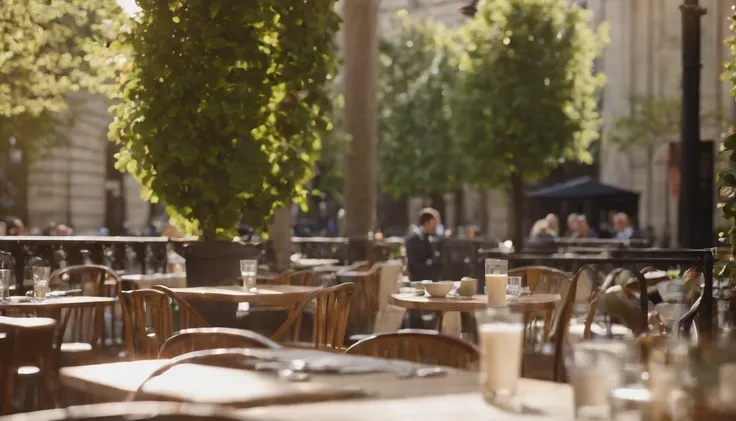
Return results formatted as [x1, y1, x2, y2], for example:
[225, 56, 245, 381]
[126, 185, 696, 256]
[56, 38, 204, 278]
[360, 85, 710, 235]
[613, 213, 636, 240]
[545, 213, 559, 237]
[55, 224, 72, 236]
[574, 215, 597, 238]
[5, 217, 24, 236]
[405, 208, 442, 330]
[43, 221, 58, 236]
[405, 208, 442, 282]
[529, 219, 555, 239]
[564, 213, 579, 237]
[29, 227, 42, 235]
[599, 210, 617, 239]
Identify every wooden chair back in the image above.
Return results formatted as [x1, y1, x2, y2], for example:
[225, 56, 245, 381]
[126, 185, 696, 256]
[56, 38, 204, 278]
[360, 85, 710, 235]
[0, 316, 57, 414]
[345, 329, 479, 369]
[51, 265, 121, 296]
[2, 402, 248, 421]
[339, 263, 382, 335]
[271, 270, 320, 287]
[129, 349, 273, 402]
[509, 266, 570, 343]
[518, 266, 580, 383]
[120, 287, 207, 358]
[50, 265, 122, 347]
[158, 327, 281, 359]
[271, 283, 354, 350]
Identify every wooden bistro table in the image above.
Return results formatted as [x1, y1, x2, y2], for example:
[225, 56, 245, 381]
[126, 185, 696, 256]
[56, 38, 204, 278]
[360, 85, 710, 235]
[292, 258, 341, 270]
[121, 273, 187, 289]
[0, 296, 115, 347]
[388, 293, 561, 342]
[170, 285, 319, 307]
[59, 347, 573, 418]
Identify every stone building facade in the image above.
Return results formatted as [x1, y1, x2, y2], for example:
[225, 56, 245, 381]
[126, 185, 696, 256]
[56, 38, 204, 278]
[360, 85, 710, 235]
[597, 0, 736, 244]
[26, 93, 149, 234]
[384, 0, 736, 244]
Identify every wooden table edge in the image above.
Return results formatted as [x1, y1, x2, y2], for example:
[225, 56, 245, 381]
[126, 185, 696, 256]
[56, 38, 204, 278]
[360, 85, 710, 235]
[0, 297, 115, 310]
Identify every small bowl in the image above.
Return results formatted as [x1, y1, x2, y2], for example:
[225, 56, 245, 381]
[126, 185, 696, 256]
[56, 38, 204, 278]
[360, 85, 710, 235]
[422, 281, 454, 298]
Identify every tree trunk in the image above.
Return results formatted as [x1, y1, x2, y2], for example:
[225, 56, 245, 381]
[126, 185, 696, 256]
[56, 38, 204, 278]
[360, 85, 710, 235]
[454, 188, 464, 228]
[479, 188, 489, 237]
[509, 171, 525, 251]
[267, 204, 292, 272]
[429, 191, 446, 221]
[341, 0, 378, 237]
[645, 146, 654, 229]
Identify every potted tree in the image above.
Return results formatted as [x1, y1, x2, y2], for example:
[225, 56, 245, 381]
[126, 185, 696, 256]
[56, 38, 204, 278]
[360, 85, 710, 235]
[715, 11, 736, 334]
[110, 1, 340, 323]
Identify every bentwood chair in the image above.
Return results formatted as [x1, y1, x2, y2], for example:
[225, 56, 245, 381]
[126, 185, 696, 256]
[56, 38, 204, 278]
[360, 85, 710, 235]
[345, 329, 479, 369]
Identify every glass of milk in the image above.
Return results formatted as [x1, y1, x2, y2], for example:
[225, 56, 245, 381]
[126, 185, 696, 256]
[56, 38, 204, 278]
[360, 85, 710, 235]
[477, 307, 524, 406]
[567, 341, 625, 419]
[485, 259, 508, 306]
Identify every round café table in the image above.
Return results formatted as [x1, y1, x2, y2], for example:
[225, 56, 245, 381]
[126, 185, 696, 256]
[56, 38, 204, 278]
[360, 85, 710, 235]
[388, 293, 561, 343]
[0, 295, 115, 347]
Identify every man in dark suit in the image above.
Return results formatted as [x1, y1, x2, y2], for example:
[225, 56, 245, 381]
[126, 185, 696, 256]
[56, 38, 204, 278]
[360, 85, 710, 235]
[404, 208, 442, 329]
[405, 208, 442, 282]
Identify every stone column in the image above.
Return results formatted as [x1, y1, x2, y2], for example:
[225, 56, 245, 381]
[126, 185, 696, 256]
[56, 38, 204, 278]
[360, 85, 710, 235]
[341, 0, 379, 237]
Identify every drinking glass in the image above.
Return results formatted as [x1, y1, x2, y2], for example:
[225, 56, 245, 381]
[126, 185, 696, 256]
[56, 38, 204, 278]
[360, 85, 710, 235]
[476, 306, 524, 407]
[240, 259, 258, 291]
[567, 340, 626, 419]
[485, 259, 508, 306]
[653, 303, 689, 337]
[507, 276, 522, 297]
[32, 266, 51, 300]
[0, 269, 10, 301]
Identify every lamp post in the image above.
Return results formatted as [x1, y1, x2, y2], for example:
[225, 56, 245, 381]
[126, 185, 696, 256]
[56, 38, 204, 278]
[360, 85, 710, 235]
[678, 0, 706, 248]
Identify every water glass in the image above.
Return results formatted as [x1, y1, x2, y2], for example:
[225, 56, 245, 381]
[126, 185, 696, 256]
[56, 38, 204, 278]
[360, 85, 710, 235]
[0, 269, 10, 301]
[507, 276, 522, 297]
[485, 259, 508, 306]
[476, 307, 524, 407]
[567, 340, 626, 419]
[240, 259, 258, 291]
[32, 266, 51, 300]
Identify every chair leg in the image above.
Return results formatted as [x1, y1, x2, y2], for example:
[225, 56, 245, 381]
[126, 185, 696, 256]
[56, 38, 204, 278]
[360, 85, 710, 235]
[1, 371, 15, 414]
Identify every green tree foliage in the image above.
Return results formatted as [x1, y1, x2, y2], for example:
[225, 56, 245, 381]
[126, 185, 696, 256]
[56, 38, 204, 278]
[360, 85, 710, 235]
[110, 0, 340, 239]
[455, 0, 606, 246]
[0, 0, 123, 157]
[719, 11, 736, 255]
[378, 12, 464, 197]
[611, 96, 680, 152]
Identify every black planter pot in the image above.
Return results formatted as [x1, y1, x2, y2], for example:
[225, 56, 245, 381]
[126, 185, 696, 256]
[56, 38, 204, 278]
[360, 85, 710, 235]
[182, 241, 262, 327]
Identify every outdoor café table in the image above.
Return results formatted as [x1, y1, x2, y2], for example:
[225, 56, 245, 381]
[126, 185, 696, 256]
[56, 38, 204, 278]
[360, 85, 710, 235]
[0, 295, 115, 347]
[121, 273, 187, 289]
[170, 285, 320, 307]
[293, 258, 340, 269]
[58, 347, 572, 416]
[388, 293, 561, 342]
[243, 380, 573, 421]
